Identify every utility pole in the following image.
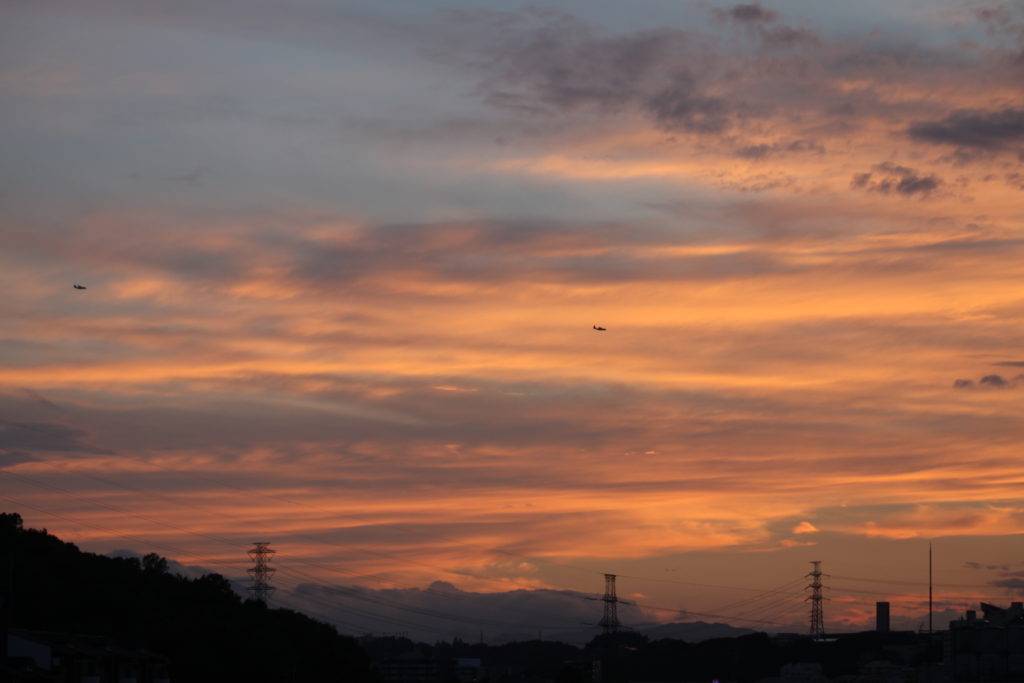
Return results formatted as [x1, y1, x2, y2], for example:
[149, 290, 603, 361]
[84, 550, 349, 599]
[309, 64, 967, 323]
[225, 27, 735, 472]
[928, 542, 933, 634]
[599, 573, 620, 635]
[247, 542, 276, 605]
[806, 560, 827, 638]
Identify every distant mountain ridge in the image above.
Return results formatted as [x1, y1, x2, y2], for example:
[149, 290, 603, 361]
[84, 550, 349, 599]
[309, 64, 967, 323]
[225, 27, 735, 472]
[283, 577, 762, 646]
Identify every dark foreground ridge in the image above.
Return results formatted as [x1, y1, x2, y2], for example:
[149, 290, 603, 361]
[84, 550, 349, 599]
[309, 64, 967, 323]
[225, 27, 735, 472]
[0, 512, 375, 682]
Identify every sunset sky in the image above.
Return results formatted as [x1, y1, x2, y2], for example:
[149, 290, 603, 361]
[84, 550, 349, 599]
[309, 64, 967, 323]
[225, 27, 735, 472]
[3, 0, 1024, 640]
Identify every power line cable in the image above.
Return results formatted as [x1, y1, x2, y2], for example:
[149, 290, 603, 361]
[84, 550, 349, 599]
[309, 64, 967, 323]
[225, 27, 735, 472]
[5, 464, 834, 613]
[0, 482, 597, 635]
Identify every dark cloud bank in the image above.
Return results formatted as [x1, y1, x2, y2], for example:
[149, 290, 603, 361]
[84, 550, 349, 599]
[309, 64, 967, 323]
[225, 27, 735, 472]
[0, 420, 106, 455]
[851, 163, 942, 197]
[281, 580, 752, 644]
[908, 108, 1024, 159]
[953, 374, 1024, 389]
[711, 2, 818, 49]
[714, 3, 778, 24]
[443, 6, 817, 135]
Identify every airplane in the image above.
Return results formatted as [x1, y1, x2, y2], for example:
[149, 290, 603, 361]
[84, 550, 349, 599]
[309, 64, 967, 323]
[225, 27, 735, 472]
[73, 284, 87, 290]
[593, 325, 606, 331]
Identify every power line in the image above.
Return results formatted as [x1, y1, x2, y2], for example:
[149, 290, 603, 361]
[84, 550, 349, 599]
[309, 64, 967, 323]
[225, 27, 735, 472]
[19, 447, 847, 600]
[4, 464, 853, 607]
[8, 489, 988, 636]
[6, 465, 1005, 636]
[709, 577, 806, 614]
[20, 450, 1000, 609]
[3, 482, 791, 634]
[831, 573, 999, 590]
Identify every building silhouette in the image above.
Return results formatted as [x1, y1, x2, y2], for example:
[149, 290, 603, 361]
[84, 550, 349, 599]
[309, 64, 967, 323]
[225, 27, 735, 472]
[876, 601, 890, 633]
[4, 629, 170, 682]
[947, 602, 1024, 682]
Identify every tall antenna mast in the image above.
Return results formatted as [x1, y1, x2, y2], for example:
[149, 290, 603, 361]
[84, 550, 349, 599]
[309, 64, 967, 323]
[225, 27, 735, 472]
[247, 542, 276, 605]
[599, 573, 621, 635]
[929, 542, 933, 634]
[806, 560, 827, 638]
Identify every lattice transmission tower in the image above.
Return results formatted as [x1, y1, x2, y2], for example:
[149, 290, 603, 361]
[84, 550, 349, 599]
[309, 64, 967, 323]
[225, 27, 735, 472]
[599, 573, 621, 634]
[806, 560, 827, 638]
[247, 542, 276, 605]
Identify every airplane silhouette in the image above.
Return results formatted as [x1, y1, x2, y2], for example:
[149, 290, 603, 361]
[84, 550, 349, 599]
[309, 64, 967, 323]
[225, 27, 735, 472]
[593, 325, 606, 331]
[73, 284, 87, 290]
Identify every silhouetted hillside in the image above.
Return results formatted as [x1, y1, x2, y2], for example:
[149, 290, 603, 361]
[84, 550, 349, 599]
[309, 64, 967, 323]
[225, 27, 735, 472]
[639, 620, 755, 642]
[0, 513, 376, 683]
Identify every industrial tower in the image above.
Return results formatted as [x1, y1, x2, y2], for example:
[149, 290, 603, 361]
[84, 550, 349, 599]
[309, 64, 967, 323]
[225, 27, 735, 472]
[806, 560, 827, 637]
[599, 573, 621, 634]
[247, 542, 276, 605]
